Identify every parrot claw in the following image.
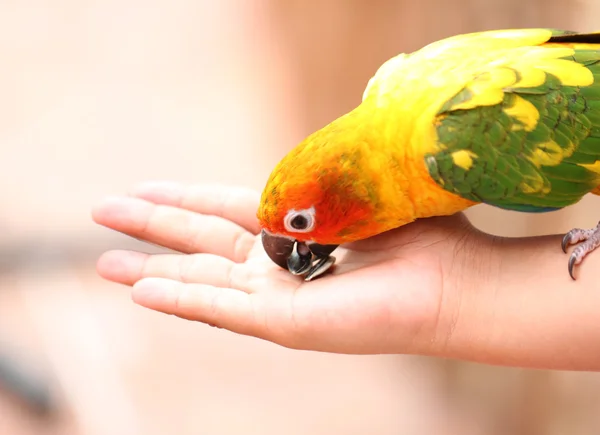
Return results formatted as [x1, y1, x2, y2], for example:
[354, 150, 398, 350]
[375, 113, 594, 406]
[562, 221, 600, 279]
[568, 255, 577, 280]
[561, 233, 571, 254]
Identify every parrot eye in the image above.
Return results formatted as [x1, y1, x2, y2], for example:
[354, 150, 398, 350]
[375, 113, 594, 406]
[283, 207, 315, 233]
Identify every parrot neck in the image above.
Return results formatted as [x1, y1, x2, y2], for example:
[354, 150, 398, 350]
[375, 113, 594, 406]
[347, 101, 477, 232]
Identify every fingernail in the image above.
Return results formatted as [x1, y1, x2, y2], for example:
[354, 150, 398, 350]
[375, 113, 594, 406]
[92, 196, 150, 226]
[98, 251, 145, 281]
[92, 196, 129, 218]
[132, 278, 171, 306]
[132, 181, 181, 201]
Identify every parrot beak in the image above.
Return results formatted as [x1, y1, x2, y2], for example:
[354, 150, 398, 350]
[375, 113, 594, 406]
[260, 230, 295, 270]
[260, 230, 338, 281]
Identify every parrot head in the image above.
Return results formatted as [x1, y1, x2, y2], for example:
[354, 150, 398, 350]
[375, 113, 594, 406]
[256, 110, 392, 280]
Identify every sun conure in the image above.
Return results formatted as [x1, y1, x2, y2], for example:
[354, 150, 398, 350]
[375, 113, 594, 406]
[257, 28, 600, 281]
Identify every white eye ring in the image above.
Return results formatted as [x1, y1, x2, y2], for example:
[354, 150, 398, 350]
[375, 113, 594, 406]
[283, 207, 316, 233]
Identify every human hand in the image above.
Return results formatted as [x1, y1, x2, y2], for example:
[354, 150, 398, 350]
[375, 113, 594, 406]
[92, 182, 600, 371]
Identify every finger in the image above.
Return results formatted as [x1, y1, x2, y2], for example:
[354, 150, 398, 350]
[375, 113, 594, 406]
[132, 278, 269, 339]
[130, 181, 261, 234]
[97, 250, 255, 293]
[92, 196, 256, 261]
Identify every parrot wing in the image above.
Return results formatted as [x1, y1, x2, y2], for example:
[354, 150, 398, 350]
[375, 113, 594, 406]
[422, 29, 600, 212]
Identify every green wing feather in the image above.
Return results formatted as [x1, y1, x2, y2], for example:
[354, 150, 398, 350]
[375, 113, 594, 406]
[424, 30, 600, 213]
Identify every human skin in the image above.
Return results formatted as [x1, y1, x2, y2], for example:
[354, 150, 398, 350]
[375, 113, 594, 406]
[92, 181, 600, 371]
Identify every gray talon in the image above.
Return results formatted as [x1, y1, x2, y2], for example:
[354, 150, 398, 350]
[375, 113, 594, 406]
[562, 223, 600, 280]
[561, 233, 571, 253]
[568, 253, 577, 280]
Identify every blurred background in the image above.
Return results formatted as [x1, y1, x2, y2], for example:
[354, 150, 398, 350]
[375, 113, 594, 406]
[2, 0, 600, 434]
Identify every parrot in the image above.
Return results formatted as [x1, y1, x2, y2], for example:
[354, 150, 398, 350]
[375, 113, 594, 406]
[256, 28, 600, 281]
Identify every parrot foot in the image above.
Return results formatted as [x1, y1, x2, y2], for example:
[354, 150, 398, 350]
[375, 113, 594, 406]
[561, 221, 600, 279]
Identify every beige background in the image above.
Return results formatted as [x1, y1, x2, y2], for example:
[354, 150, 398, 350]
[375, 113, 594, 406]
[2, 1, 600, 434]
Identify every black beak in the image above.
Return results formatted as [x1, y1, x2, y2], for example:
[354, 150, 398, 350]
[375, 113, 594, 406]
[260, 230, 295, 270]
[261, 230, 339, 281]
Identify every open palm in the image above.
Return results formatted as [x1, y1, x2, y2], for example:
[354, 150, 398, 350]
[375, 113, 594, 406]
[94, 182, 600, 370]
[93, 181, 492, 355]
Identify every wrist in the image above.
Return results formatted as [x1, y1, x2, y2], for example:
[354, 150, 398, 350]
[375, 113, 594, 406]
[436, 230, 600, 370]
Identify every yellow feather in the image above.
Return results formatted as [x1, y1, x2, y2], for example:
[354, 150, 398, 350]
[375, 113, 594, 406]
[509, 67, 547, 88]
[529, 140, 576, 168]
[451, 150, 477, 170]
[448, 69, 514, 111]
[520, 172, 550, 194]
[503, 95, 540, 131]
[535, 59, 593, 86]
[579, 161, 600, 174]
